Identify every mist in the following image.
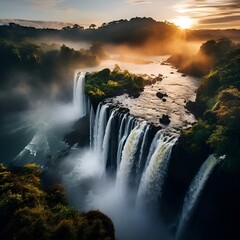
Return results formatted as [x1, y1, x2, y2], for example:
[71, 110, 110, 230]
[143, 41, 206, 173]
[0, 39, 107, 114]
[52, 148, 174, 240]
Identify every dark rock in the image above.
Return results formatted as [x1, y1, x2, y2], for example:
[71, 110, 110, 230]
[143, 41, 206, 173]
[118, 107, 130, 114]
[152, 80, 157, 84]
[156, 92, 168, 99]
[170, 72, 174, 74]
[185, 100, 205, 118]
[181, 74, 187, 77]
[162, 98, 167, 102]
[149, 123, 162, 132]
[129, 92, 140, 98]
[159, 114, 171, 125]
[154, 76, 163, 81]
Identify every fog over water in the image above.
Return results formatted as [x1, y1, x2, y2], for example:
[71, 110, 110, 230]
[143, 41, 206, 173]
[57, 56, 198, 240]
[0, 53, 199, 240]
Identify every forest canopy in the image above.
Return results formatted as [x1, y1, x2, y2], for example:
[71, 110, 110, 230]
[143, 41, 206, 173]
[0, 163, 115, 240]
[0, 39, 105, 113]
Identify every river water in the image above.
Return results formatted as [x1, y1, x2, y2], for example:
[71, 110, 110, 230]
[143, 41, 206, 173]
[86, 55, 198, 130]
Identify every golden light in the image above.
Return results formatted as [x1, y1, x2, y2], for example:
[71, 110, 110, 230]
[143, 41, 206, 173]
[173, 16, 194, 29]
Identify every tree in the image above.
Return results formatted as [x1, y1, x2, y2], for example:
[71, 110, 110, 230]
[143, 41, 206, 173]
[89, 24, 96, 29]
[73, 24, 84, 30]
[62, 26, 71, 31]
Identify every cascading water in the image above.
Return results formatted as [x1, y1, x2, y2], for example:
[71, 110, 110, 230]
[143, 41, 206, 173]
[116, 122, 146, 193]
[73, 70, 87, 117]
[2, 52, 207, 240]
[74, 104, 178, 239]
[136, 133, 178, 209]
[93, 103, 108, 155]
[89, 105, 95, 148]
[101, 110, 117, 172]
[61, 70, 204, 240]
[175, 155, 219, 239]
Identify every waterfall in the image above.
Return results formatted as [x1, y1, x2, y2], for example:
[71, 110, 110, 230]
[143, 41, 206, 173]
[73, 70, 87, 117]
[93, 104, 108, 155]
[175, 155, 219, 239]
[135, 125, 151, 185]
[116, 115, 135, 168]
[71, 69, 184, 213]
[67, 70, 190, 239]
[136, 133, 178, 209]
[83, 100, 180, 209]
[89, 105, 95, 148]
[101, 110, 117, 171]
[116, 122, 146, 193]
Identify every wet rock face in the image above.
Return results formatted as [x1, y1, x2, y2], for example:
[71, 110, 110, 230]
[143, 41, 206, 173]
[159, 114, 171, 125]
[156, 92, 168, 99]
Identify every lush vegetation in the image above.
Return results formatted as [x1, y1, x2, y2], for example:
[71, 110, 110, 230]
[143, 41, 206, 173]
[180, 48, 240, 171]
[85, 66, 144, 105]
[0, 163, 115, 240]
[0, 39, 104, 112]
[162, 46, 240, 240]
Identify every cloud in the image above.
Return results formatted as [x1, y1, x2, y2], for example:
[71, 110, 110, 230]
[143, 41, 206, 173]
[174, 0, 240, 28]
[0, 19, 74, 29]
[127, 0, 152, 5]
[199, 15, 240, 25]
[1, 0, 69, 8]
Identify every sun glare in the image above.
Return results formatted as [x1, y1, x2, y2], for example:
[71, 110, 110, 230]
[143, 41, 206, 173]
[174, 16, 193, 29]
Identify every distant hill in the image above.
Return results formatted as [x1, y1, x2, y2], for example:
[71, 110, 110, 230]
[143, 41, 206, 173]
[1, 17, 239, 47]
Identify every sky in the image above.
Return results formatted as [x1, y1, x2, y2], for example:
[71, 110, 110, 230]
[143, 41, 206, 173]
[0, 0, 239, 29]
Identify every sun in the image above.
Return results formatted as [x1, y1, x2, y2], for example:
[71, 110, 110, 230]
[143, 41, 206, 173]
[174, 16, 193, 29]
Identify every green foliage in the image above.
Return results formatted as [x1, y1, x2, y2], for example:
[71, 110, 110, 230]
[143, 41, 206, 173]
[85, 66, 144, 103]
[0, 164, 115, 240]
[207, 125, 228, 154]
[197, 49, 240, 109]
[181, 120, 213, 158]
[197, 70, 219, 105]
[184, 48, 240, 172]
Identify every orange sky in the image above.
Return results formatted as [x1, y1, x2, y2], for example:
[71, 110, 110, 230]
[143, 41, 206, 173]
[0, 0, 239, 29]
